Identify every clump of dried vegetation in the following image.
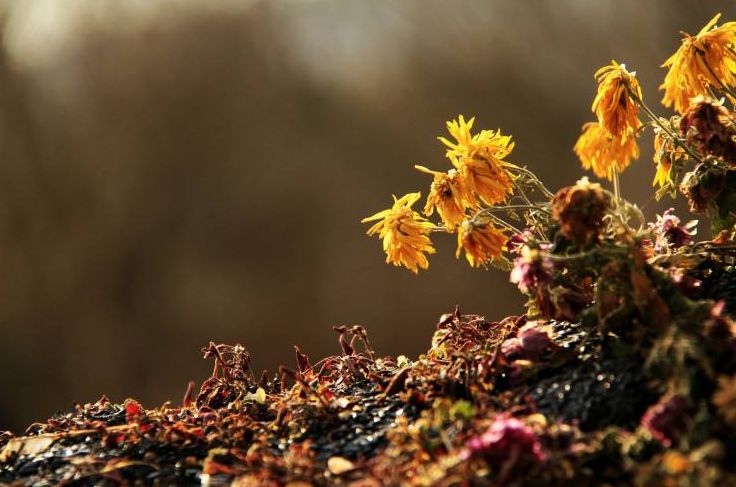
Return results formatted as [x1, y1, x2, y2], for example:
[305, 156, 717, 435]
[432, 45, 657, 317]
[6, 12, 736, 487]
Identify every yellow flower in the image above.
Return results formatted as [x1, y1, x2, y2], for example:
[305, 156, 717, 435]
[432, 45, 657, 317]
[661, 13, 736, 113]
[574, 122, 640, 180]
[414, 166, 468, 229]
[592, 60, 643, 137]
[662, 452, 692, 475]
[652, 131, 674, 188]
[456, 220, 506, 268]
[362, 192, 436, 273]
[653, 159, 672, 189]
[438, 115, 516, 207]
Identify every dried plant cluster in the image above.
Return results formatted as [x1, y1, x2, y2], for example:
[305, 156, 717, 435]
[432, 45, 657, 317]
[6, 12, 736, 487]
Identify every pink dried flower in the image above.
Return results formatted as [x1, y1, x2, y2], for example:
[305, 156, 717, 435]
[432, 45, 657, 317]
[648, 209, 697, 253]
[501, 322, 554, 360]
[462, 416, 545, 467]
[640, 394, 690, 447]
[506, 231, 552, 255]
[506, 231, 534, 255]
[509, 247, 553, 294]
[501, 337, 523, 357]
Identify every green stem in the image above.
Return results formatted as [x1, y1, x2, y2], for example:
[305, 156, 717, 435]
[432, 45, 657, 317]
[612, 167, 621, 205]
[484, 213, 523, 234]
[474, 204, 551, 216]
[628, 88, 703, 163]
[546, 244, 628, 262]
[516, 184, 535, 207]
[513, 187, 552, 239]
[510, 165, 555, 199]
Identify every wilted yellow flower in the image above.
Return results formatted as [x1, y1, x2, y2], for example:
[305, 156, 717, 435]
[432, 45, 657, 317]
[661, 13, 736, 113]
[574, 122, 640, 180]
[652, 131, 674, 188]
[414, 166, 469, 229]
[438, 115, 516, 207]
[653, 160, 672, 189]
[362, 192, 436, 273]
[456, 220, 506, 268]
[592, 61, 643, 137]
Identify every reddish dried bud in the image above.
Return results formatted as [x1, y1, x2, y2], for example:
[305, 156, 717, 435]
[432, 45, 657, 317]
[648, 209, 697, 252]
[680, 97, 736, 163]
[462, 416, 545, 468]
[506, 230, 536, 255]
[501, 322, 554, 360]
[124, 399, 145, 422]
[510, 247, 553, 294]
[640, 394, 690, 447]
[552, 178, 613, 245]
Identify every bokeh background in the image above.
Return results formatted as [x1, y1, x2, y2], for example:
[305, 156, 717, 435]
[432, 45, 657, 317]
[0, 0, 734, 432]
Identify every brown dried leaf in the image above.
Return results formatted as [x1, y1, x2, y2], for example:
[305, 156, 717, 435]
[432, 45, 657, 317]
[327, 456, 356, 475]
[0, 434, 57, 462]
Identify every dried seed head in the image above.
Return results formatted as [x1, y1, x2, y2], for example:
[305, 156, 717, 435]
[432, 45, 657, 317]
[680, 96, 736, 162]
[552, 177, 613, 245]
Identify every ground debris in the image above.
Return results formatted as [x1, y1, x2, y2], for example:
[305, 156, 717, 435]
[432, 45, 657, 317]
[1, 297, 736, 485]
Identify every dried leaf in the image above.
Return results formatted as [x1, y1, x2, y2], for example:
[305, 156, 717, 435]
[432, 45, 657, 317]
[327, 456, 356, 475]
[0, 434, 56, 462]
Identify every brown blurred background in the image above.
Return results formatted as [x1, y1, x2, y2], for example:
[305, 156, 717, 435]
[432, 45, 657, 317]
[0, 0, 734, 432]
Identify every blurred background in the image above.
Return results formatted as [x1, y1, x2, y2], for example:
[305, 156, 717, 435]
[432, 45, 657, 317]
[0, 0, 734, 432]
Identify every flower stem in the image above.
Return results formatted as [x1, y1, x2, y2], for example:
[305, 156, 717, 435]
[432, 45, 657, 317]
[474, 204, 551, 216]
[628, 88, 703, 163]
[484, 213, 523, 234]
[510, 165, 555, 199]
[612, 167, 621, 204]
[546, 244, 628, 262]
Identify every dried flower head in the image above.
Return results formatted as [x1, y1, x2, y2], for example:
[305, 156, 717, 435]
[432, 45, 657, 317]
[415, 166, 468, 229]
[680, 96, 736, 162]
[648, 208, 697, 252]
[439, 115, 516, 207]
[574, 122, 640, 181]
[362, 192, 436, 273]
[661, 13, 736, 113]
[652, 122, 689, 190]
[653, 131, 674, 188]
[509, 247, 553, 294]
[552, 177, 613, 245]
[501, 322, 554, 360]
[456, 220, 507, 268]
[462, 416, 545, 467]
[640, 394, 691, 447]
[506, 230, 536, 255]
[592, 61, 643, 137]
